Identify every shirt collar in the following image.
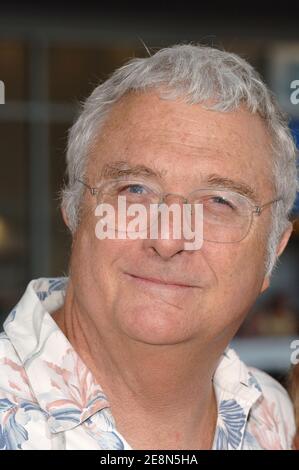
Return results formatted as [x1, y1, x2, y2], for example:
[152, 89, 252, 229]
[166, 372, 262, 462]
[4, 277, 263, 443]
[4, 277, 111, 434]
[213, 347, 262, 403]
[212, 348, 263, 450]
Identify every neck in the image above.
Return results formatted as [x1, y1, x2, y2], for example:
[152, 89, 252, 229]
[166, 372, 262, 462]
[53, 281, 221, 449]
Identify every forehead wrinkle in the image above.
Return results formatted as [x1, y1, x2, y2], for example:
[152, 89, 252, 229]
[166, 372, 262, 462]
[153, 139, 234, 155]
[133, 128, 242, 155]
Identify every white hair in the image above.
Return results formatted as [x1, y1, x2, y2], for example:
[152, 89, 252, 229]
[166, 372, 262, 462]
[61, 43, 298, 277]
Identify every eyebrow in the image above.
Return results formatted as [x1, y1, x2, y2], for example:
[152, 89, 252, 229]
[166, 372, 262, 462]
[205, 174, 258, 202]
[99, 161, 165, 180]
[98, 162, 257, 202]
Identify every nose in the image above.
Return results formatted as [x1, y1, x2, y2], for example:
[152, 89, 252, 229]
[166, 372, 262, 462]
[145, 236, 186, 260]
[143, 193, 193, 260]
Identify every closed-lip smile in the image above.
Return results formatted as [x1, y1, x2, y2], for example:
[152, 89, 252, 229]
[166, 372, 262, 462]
[125, 272, 196, 288]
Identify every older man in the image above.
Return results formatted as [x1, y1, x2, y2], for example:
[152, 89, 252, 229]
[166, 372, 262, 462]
[0, 44, 297, 450]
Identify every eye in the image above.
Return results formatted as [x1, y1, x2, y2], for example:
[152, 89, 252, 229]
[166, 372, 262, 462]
[119, 184, 147, 195]
[211, 195, 235, 209]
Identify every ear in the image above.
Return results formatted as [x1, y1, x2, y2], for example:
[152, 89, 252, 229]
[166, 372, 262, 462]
[260, 221, 293, 293]
[276, 221, 294, 257]
[61, 206, 70, 229]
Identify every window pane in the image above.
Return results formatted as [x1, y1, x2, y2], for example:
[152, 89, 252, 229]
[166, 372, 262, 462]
[49, 45, 135, 101]
[0, 40, 28, 101]
[0, 122, 29, 325]
[50, 123, 71, 276]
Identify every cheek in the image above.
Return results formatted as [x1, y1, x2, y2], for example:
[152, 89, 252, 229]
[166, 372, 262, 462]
[201, 237, 268, 309]
[70, 224, 127, 305]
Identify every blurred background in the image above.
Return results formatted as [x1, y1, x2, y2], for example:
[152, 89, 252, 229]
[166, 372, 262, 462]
[0, 4, 298, 383]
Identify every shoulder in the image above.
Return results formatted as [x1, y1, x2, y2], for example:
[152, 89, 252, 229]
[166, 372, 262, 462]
[247, 366, 296, 449]
[249, 367, 294, 414]
[0, 331, 49, 450]
[0, 330, 35, 401]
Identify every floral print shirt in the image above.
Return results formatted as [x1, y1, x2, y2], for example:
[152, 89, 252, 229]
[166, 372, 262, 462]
[0, 278, 296, 450]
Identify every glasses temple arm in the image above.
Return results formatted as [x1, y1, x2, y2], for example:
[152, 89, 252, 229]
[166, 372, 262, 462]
[254, 197, 282, 214]
[76, 178, 98, 196]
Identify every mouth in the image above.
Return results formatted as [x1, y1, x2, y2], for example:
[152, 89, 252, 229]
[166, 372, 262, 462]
[124, 272, 197, 289]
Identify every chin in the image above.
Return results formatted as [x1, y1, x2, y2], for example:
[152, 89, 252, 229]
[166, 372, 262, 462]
[117, 305, 195, 345]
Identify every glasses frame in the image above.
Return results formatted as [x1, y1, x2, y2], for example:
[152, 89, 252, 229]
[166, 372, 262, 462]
[76, 178, 283, 243]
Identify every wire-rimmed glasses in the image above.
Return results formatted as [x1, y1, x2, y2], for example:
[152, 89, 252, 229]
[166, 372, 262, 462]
[77, 178, 282, 243]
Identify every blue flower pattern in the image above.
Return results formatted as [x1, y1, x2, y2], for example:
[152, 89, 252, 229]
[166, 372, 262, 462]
[215, 400, 247, 449]
[0, 399, 28, 450]
[248, 373, 263, 393]
[36, 278, 68, 302]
